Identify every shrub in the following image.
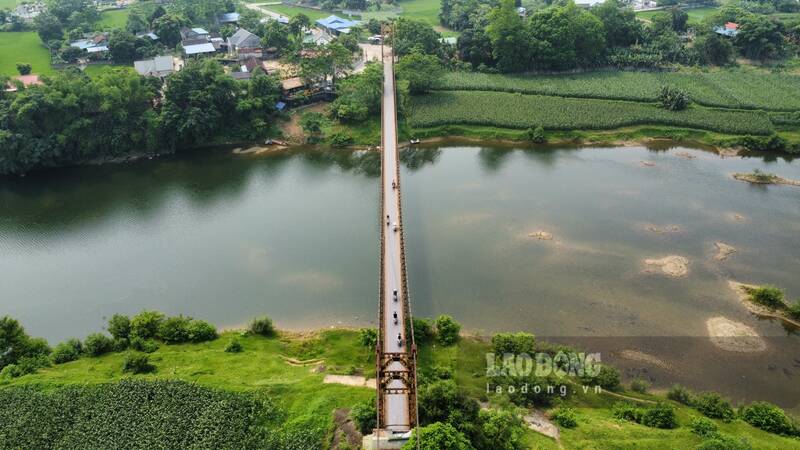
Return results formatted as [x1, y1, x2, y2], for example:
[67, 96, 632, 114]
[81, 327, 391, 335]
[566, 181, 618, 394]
[187, 320, 217, 342]
[129, 337, 159, 353]
[479, 408, 525, 450]
[630, 378, 650, 394]
[158, 315, 191, 343]
[249, 316, 275, 337]
[552, 407, 578, 428]
[418, 380, 480, 432]
[107, 314, 131, 340]
[50, 338, 82, 364]
[788, 301, 800, 320]
[84, 333, 114, 357]
[112, 338, 129, 352]
[690, 416, 719, 437]
[491, 332, 536, 356]
[402, 422, 472, 450]
[697, 434, 753, 450]
[224, 339, 243, 353]
[658, 85, 690, 111]
[613, 402, 643, 423]
[122, 353, 155, 374]
[351, 398, 377, 435]
[667, 384, 694, 405]
[525, 126, 546, 143]
[747, 286, 787, 310]
[640, 403, 678, 429]
[412, 318, 435, 343]
[358, 328, 378, 348]
[580, 365, 621, 391]
[130, 310, 165, 340]
[0, 355, 50, 378]
[739, 402, 797, 436]
[16, 63, 32, 75]
[329, 132, 354, 148]
[434, 315, 461, 346]
[432, 366, 453, 380]
[694, 393, 736, 422]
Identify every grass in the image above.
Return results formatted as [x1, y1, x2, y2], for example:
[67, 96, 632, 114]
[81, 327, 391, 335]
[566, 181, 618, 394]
[259, 4, 333, 21]
[636, 6, 717, 24]
[97, 8, 130, 29]
[409, 90, 774, 135]
[0, 0, 18, 8]
[0, 32, 54, 77]
[2, 329, 798, 448]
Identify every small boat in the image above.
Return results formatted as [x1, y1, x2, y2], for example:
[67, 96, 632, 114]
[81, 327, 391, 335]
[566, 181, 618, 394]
[265, 139, 287, 146]
[409, 138, 420, 145]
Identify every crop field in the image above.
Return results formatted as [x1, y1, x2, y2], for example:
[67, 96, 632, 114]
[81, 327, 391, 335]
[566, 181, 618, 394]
[260, 4, 332, 21]
[437, 70, 800, 111]
[408, 91, 775, 135]
[636, 7, 716, 23]
[0, 32, 54, 77]
[97, 9, 130, 28]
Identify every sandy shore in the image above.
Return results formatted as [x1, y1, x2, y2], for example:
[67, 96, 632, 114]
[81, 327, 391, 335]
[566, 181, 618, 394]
[713, 242, 737, 262]
[728, 281, 800, 328]
[643, 255, 690, 277]
[706, 317, 766, 352]
[733, 173, 800, 187]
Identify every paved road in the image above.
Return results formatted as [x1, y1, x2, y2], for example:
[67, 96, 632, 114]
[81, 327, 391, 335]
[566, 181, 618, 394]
[380, 50, 411, 432]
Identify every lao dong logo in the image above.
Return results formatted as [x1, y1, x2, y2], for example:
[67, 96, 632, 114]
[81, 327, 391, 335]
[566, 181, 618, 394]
[485, 351, 604, 397]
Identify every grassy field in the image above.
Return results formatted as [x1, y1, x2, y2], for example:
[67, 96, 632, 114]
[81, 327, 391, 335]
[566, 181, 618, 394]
[2, 328, 797, 448]
[0, 0, 18, 9]
[97, 8, 130, 29]
[409, 90, 775, 135]
[260, 4, 335, 21]
[437, 69, 800, 111]
[0, 32, 54, 77]
[636, 6, 717, 24]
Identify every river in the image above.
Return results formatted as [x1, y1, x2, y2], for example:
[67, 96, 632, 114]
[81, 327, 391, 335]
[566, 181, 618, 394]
[1, 143, 799, 408]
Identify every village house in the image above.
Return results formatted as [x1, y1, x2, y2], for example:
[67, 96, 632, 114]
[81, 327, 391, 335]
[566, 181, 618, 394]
[218, 12, 240, 25]
[714, 22, 739, 37]
[133, 55, 180, 78]
[70, 33, 109, 55]
[180, 27, 218, 57]
[227, 28, 262, 60]
[315, 15, 359, 36]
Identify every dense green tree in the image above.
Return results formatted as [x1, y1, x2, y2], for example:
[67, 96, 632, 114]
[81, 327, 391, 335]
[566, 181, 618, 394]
[260, 20, 290, 51]
[402, 422, 474, 450]
[299, 112, 325, 143]
[736, 15, 785, 61]
[47, 0, 96, 24]
[456, 26, 494, 68]
[108, 30, 138, 64]
[418, 380, 481, 443]
[396, 51, 444, 93]
[591, 0, 641, 48]
[476, 409, 525, 450]
[693, 31, 735, 65]
[528, 2, 606, 69]
[491, 332, 535, 355]
[486, 0, 529, 72]
[288, 13, 311, 38]
[392, 17, 443, 57]
[16, 63, 32, 75]
[159, 60, 238, 149]
[34, 13, 64, 45]
[125, 8, 149, 34]
[107, 314, 131, 340]
[171, 0, 227, 26]
[435, 315, 461, 345]
[0, 317, 50, 370]
[351, 398, 377, 434]
[152, 13, 184, 48]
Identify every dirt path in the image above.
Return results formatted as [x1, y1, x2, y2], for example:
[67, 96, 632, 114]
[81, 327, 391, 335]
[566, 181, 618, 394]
[280, 103, 328, 143]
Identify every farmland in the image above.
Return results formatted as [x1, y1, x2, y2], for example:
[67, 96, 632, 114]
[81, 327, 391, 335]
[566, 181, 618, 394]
[97, 8, 130, 29]
[636, 6, 717, 23]
[0, 32, 54, 77]
[408, 91, 775, 135]
[436, 70, 800, 111]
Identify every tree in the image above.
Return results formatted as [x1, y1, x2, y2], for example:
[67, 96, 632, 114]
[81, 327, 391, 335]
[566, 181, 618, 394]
[34, 12, 64, 45]
[84, 333, 114, 356]
[330, 61, 383, 123]
[658, 85, 690, 111]
[351, 398, 377, 434]
[736, 15, 785, 61]
[0, 316, 50, 370]
[260, 20, 290, 51]
[130, 310, 165, 340]
[152, 13, 183, 48]
[592, 0, 641, 48]
[107, 314, 131, 340]
[486, 0, 529, 72]
[491, 332, 535, 355]
[392, 17, 443, 57]
[640, 403, 678, 429]
[694, 32, 734, 66]
[249, 316, 275, 336]
[16, 63, 32, 75]
[299, 112, 325, 143]
[457, 27, 494, 69]
[288, 13, 310, 38]
[435, 315, 461, 345]
[669, 6, 688, 33]
[739, 402, 797, 436]
[694, 392, 736, 422]
[125, 8, 149, 34]
[396, 52, 444, 93]
[477, 409, 525, 450]
[108, 30, 138, 64]
[402, 422, 474, 450]
[358, 328, 378, 348]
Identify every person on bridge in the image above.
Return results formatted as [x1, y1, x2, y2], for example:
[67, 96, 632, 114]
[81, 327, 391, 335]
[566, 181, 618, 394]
[392, 180, 396, 190]
[393, 289, 398, 301]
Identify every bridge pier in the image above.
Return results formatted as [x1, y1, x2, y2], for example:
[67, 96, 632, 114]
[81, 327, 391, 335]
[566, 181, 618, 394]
[362, 429, 412, 450]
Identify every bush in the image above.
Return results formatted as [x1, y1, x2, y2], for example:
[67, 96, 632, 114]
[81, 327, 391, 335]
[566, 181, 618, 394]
[329, 132, 354, 148]
[747, 286, 787, 310]
[186, 320, 217, 342]
[552, 407, 578, 428]
[158, 315, 191, 343]
[479, 408, 525, 450]
[50, 338, 82, 364]
[491, 332, 535, 356]
[613, 402, 643, 423]
[358, 328, 378, 348]
[0, 355, 50, 378]
[129, 337, 159, 353]
[412, 318, 435, 343]
[658, 85, 690, 111]
[525, 126, 546, 143]
[107, 314, 131, 340]
[640, 402, 678, 429]
[402, 422, 472, 450]
[788, 301, 800, 320]
[630, 378, 650, 394]
[434, 315, 461, 346]
[739, 402, 797, 436]
[122, 353, 155, 374]
[16, 63, 32, 75]
[690, 416, 719, 437]
[224, 339, 243, 353]
[580, 365, 621, 391]
[84, 333, 114, 357]
[130, 310, 165, 340]
[694, 393, 736, 422]
[418, 380, 480, 434]
[432, 365, 453, 380]
[697, 434, 753, 450]
[249, 316, 275, 337]
[667, 384, 694, 405]
[351, 398, 377, 435]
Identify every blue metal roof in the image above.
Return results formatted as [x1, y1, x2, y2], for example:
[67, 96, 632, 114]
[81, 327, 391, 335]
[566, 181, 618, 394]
[219, 12, 240, 23]
[315, 15, 359, 31]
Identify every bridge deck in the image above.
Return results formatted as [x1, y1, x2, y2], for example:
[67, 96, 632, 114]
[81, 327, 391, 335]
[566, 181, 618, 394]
[379, 49, 413, 433]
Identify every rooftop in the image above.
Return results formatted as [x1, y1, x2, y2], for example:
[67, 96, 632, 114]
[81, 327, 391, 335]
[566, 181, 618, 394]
[184, 42, 216, 55]
[315, 15, 360, 32]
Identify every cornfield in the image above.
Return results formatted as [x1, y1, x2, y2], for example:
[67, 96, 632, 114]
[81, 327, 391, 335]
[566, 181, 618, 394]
[409, 91, 775, 135]
[437, 71, 800, 112]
